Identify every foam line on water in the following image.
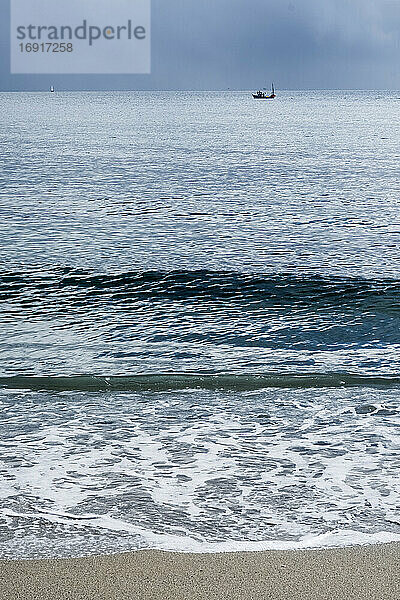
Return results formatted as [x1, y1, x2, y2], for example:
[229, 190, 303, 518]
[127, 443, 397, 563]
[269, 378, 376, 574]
[3, 509, 400, 554]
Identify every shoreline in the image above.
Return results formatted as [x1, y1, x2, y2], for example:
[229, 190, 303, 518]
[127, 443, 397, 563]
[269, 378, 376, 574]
[1, 542, 399, 600]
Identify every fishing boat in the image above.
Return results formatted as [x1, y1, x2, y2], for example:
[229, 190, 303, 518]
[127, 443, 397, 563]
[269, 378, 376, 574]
[50, 85, 54, 93]
[253, 83, 275, 99]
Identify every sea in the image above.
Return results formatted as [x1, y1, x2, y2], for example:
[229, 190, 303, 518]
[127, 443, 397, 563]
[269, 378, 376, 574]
[0, 90, 400, 559]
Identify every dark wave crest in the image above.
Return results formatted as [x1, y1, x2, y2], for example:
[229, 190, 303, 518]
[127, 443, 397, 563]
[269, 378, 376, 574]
[1, 373, 400, 392]
[1, 269, 400, 309]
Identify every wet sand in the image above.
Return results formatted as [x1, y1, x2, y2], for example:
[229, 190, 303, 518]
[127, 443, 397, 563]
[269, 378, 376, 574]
[0, 543, 399, 600]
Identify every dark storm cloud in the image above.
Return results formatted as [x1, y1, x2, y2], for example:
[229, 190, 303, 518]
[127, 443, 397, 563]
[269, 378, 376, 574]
[152, 0, 400, 88]
[0, 0, 399, 90]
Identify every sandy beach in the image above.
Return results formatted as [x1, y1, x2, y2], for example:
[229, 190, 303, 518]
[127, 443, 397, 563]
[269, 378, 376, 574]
[0, 543, 399, 600]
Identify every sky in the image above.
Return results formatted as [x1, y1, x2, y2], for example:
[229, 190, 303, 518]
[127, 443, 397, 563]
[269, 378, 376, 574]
[0, 0, 399, 91]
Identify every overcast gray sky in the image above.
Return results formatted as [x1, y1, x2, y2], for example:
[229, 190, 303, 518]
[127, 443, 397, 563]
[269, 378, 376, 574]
[1, 0, 399, 90]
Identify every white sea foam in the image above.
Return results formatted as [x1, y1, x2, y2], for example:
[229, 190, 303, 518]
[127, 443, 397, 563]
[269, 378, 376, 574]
[3, 508, 400, 556]
[0, 386, 399, 559]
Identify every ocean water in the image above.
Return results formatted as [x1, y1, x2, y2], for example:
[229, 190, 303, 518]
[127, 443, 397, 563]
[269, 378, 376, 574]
[0, 90, 400, 558]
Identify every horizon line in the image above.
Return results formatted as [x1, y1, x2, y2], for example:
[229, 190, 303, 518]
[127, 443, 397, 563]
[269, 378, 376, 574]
[1, 88, 399, 93]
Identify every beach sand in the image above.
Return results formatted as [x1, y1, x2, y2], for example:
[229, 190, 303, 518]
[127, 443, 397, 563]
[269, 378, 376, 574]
[0, 543, 399, 600]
